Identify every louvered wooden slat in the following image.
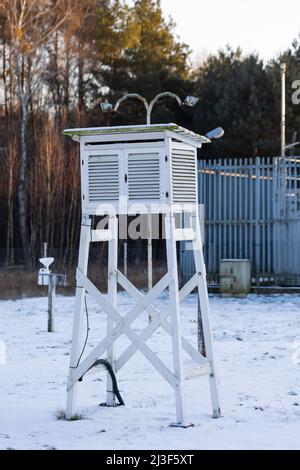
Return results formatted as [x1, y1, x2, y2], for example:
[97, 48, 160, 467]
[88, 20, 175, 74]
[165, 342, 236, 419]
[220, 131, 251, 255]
[171, 148, 196, 203]
[88, 155, 119, 201]
[128, 153, 160, 200]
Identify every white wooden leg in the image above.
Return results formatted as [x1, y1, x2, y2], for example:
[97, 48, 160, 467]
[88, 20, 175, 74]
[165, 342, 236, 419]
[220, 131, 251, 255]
[147, 214, 153, 291]
[106, 215, 118, 406]
[193, 213, 221, 418]
[66, 215, 91, 419]
[165, 213, 187, 426]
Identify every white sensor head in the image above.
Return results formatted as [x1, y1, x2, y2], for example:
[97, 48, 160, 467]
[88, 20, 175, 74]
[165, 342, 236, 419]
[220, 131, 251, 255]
[100, 102, 113, 113]
[205, 127, 225, 140]
[183, 96, 199, 107]
[39, 257, 54, 271]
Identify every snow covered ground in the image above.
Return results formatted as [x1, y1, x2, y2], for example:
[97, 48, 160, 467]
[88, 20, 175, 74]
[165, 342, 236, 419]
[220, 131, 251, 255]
[0, 292, 299, 450]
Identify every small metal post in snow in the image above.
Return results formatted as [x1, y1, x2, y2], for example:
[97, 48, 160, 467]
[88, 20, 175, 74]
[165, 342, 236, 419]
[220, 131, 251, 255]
[43, 242, 55, 333]
[42, 242, 54, 332]
[48, 274, 56, 333]
[38, 242, 67, 333]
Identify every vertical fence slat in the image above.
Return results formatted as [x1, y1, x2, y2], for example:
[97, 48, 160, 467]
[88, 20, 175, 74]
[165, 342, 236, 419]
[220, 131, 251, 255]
[233, 158, 237, 258]
[218, 159, 222, 268]
[224, 158, 227, 260]
[208, 158, 212, 276]
[203, 159, 208, 270]
[267, 157, 271, 275]
[262, 157, 266, 277]
[273, 157, 279, 284]
[245, 158, 249, 260]
[239, 159, 243, 259]
[255, 157, 261, 283]
[213, 159, 217, 274]
[249, 158, 253, 268]
[229, 158, 232, 258]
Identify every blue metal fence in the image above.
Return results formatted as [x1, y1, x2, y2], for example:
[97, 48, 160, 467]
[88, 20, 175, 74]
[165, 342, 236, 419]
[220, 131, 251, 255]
[180, 156, 300, 286]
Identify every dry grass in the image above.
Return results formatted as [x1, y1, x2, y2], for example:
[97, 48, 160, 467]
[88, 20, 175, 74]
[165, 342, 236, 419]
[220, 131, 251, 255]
[0, 261, 167, 300]
[0, 267, 43, 300]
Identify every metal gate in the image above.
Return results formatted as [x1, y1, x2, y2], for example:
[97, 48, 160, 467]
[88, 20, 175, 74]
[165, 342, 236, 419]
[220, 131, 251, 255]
[180, 156, 300, 286]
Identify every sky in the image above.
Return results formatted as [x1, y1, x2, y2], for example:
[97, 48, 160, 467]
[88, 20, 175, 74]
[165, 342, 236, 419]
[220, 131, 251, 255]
[160, 0, 300, 64]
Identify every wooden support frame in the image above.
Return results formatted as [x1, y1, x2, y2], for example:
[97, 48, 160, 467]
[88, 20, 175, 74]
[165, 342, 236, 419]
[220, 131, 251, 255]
[192, 213, 222, 418]
[66, 215, 91, 419]
[106, 215, 118, 406]
[66, 210, 221, 425]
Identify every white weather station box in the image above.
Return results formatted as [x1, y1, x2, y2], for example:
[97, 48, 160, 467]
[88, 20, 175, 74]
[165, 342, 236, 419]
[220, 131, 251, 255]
[63, 122, 222, 427]
[63, 123, 210, 215]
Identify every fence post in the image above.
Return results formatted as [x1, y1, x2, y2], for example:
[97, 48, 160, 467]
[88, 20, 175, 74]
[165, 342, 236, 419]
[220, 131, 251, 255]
[282, 158, 288, 282]
[255, 157, 261, 285]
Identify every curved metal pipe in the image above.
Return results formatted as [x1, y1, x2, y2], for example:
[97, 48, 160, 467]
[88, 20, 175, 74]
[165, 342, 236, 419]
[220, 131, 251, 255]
[147, 92, 182, 125]
[114, 94, 149, 123]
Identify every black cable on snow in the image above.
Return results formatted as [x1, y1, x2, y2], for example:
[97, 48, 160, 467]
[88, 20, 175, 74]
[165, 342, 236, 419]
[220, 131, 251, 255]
[93, 359, 125, 406]
[74, 277, 124, 406]
[79, 358, 125, 407]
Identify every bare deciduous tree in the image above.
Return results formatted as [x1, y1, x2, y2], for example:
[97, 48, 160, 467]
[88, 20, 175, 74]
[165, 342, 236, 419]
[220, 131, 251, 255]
[0, 0, 71, 264]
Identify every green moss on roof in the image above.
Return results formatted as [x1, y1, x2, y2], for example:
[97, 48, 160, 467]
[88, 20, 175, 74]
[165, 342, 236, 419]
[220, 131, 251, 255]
[63, 123, 210, 144]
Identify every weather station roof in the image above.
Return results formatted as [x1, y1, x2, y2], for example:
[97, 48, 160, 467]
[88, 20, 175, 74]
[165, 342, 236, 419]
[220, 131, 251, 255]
[63, 123, 210, 148]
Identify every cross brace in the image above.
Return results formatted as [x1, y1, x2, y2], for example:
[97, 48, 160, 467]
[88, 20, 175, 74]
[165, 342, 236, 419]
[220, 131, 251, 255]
[67, 269, 210, 392]
[66, 213, 221, 425]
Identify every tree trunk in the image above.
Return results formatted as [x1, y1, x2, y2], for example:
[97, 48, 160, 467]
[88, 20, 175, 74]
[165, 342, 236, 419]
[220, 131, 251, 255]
[78, 43, 85, 117]
[17, 51, 30, 265]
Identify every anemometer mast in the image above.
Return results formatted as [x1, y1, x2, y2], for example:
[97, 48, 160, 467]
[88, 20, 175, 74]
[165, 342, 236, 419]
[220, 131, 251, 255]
[63, 123, 221, 426]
